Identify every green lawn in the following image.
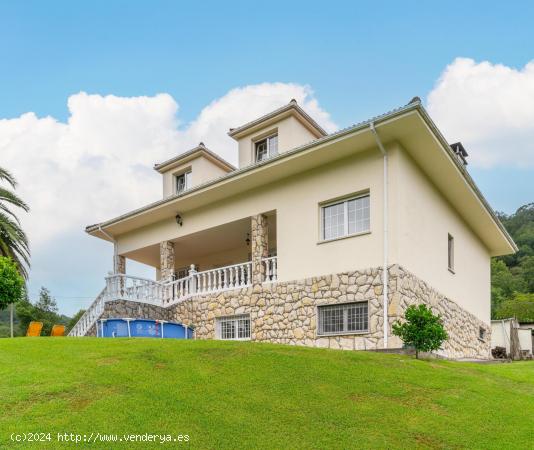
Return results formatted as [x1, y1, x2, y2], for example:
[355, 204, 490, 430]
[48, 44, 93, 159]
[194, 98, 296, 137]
[0, 339, 532, 449]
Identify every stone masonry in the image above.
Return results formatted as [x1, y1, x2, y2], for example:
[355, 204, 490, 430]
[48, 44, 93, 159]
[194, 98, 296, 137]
[88, 265, 491, 359]
[251, 214, 269, 284]
[160, 241, 175, 281]
[387, 266, 490, 359]
[114, 254, 126, 274]
[167, 264, 491, 358]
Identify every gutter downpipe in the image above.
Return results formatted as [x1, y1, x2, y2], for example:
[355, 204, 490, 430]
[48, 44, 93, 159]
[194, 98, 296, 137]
[98, 225, 119, 274]
[370, 122, 389, 349]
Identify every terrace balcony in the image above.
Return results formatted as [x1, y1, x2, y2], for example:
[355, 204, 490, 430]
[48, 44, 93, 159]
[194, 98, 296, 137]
[69, 257, 278, 337]
[69, 212, 277, 337]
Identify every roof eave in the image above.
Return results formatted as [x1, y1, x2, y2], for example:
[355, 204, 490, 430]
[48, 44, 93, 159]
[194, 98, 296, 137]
[86, 100, 517, 256]
[228, 102, 327, 140]
[153, 146, 236, 174]
[415, 107, 518, 255]
[86, 101, 421, 235]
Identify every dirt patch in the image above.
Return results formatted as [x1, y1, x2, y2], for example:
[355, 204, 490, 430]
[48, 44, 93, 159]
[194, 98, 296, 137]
[413, 432, 459, 449]
[97, 357, 121, 366]
[69, 396, 93, 411]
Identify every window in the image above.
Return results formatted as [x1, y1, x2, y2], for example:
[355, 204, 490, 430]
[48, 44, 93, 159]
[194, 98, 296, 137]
[176, 171, 192, 194]
[448, 233, 454, 272]
[322, 194, 370, 241]
[255, 134, 278, 162]
[217, 315, 251, 340]
[318, 302, 368, 335]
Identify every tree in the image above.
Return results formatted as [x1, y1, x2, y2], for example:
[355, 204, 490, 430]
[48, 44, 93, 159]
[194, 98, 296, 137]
[0, 256, 25, 337]
[495, 293, 534, 323]
[15, 297, 36, 335]
[491, 259, 525, 318]
[0, 167, 30, 279]
[519, 256, 534, 293]
[35, 287, 58, 313]
[491, 203, 534, 318]
[392, 304, 448, 359]
[15, 288, 68, 336]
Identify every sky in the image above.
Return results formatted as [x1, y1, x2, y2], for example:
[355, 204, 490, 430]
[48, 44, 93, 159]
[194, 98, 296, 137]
[1, 0, 533, 315]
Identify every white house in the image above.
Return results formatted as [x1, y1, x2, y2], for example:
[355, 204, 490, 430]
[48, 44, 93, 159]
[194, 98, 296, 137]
[70, 97, 516, 359]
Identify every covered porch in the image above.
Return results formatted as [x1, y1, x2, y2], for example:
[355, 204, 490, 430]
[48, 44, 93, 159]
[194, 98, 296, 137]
[108, 212, 278, 306]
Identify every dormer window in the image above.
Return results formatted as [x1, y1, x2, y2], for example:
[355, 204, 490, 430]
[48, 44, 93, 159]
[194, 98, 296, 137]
[255, 134, 278, 163]
[176, 171, 192, 194]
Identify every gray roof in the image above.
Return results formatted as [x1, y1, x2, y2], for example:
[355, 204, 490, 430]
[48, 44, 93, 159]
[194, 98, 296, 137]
[228, 99, 328, 138]
[154, 142, 236, 173]
[86, 97, 517, 253]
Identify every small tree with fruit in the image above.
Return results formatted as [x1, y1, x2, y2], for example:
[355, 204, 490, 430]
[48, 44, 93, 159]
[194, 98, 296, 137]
[392, 304, 448, 359]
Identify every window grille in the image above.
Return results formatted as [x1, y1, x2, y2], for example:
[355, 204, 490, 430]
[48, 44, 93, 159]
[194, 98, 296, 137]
[217, 315, 251, 340]
[318, 302, 368, 335]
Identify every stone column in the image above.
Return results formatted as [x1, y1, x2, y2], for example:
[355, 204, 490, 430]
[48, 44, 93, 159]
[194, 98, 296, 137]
[113, 255, 126, 296]
[113, 254, 126, 274]
[160, 241, 175, 281]
[251, 214, 269, 284]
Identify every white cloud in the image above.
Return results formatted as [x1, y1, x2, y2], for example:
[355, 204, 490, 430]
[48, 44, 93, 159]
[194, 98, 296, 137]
[0, 83, 335, 310]
[427, 57, 534, 168]
[183, 82, 337, 161]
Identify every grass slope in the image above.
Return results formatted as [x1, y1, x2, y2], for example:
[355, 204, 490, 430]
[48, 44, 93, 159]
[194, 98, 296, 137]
[0, 339, 533, 449]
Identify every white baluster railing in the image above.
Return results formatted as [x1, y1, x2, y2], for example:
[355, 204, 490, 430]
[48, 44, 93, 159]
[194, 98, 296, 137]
[262, 256, 278, 282]
[163, 261, 253, 306]
[67, 288, 106, 337]
[69, 258, 276, 335]
[105, 274, 162, 305]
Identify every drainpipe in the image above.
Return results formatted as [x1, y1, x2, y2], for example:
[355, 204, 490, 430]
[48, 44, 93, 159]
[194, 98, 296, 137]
[98, 225, 119, 274]
[370, 122, 389, 349]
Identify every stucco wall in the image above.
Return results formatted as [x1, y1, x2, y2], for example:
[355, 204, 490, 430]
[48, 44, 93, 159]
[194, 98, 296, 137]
[161, 155, 229, 198]
[390, 146, 491, 324]
[118, 148, 386, 283]
[237, 115, 318, 168]
[491, 320, 511, 353]
[116, 142, 492, 327]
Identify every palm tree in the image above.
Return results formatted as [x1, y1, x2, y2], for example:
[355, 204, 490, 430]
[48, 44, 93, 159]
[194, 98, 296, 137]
[0, 167, 30, 279]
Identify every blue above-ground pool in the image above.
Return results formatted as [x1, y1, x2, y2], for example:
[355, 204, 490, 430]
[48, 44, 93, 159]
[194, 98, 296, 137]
[97, 318, 194, 339]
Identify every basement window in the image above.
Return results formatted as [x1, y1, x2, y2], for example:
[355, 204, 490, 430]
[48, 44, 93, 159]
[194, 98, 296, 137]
[217, 315, 251, 340]
[448, 234, 454, 273]
[318, 302, 368, 335]
[255, 134, 278, 162]
[479, 327, 486, 341]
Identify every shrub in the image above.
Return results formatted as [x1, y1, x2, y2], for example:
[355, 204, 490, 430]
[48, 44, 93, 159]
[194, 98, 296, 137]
[392, 304, 448, 359]
[0, 256, 24, 311]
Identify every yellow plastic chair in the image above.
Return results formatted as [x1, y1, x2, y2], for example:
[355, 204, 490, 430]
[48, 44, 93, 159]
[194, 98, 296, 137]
[51, 325, 65, 337]
[26, 321, 43, 337]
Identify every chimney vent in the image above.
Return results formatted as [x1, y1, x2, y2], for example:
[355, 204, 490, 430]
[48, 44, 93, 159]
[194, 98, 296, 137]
[450, 142, 468, 166]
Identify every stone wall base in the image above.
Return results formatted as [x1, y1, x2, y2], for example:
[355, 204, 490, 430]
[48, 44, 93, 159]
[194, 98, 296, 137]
[84, 265, 491, 359]
[167, 265, 491, 359]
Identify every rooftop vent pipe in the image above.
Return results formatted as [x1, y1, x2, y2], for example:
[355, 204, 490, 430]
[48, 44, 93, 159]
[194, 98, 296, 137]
[450, 142, 468, 166]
